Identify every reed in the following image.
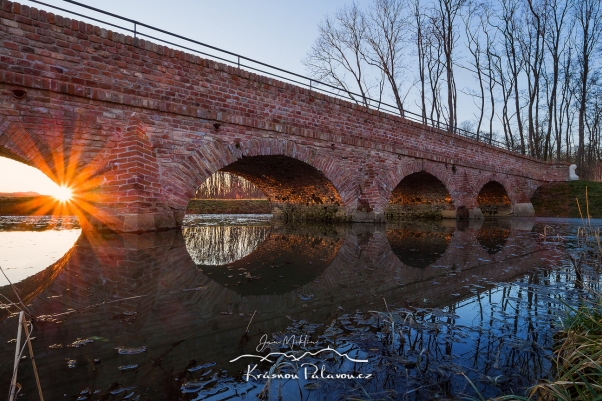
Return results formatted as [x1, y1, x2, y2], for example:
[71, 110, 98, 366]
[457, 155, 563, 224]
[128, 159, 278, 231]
[526, 295, 602, 400]
[478, 190, 602, 401]
[576, 187, 602, 260]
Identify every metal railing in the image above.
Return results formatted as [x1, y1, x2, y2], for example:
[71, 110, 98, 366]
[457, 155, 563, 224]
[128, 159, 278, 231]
[26, 0, 514, 152]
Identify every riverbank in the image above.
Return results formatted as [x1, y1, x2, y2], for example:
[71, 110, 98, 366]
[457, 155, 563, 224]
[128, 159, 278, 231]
[185, 199, 271, 214]
[531, 180, 602, 218]
[3, 183, 601, 217]
[0, 195, 58, 215]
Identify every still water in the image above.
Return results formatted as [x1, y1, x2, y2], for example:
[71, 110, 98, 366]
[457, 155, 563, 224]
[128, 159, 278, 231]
[0, 215, 599, 400]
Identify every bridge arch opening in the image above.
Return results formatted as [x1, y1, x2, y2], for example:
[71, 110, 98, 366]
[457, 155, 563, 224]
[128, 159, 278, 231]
[180, 155, 346, 294]
[0, 154, 78, 215]
[477, 181, 512, 216]
[385, 172, 453, 220]
[0, 155, 82, 318]
[198, 155, 345, 221]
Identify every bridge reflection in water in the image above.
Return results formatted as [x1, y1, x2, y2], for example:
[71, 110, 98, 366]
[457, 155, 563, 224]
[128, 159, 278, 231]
[0, 218, 562, 399]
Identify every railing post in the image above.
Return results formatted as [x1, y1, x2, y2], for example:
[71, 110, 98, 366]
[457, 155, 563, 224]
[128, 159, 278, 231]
[237, 56, 240, 69]
[134, 22, 137, 38]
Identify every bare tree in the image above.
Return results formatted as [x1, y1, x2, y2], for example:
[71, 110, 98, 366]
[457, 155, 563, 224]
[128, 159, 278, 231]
[558, 46, 576, 160]
[491, 49, 517, 149]
[304, 3, 379, 107]
[302, 0, 602, 169]
[543, 0, 572, 160]
[363, 0, 411, 115]
[586, 80, 602, 170]
[520, 0, 547, 158]
[573, 0, 602, 171]
[196, 172, 266, 199]
[498, 0, 526, 153]
[425, 14, 446, 126]
[463, 1, 487, 140]
[432, 0, 466, 131]
[482, 3, 498, 145]
[412, 0, 428, 123]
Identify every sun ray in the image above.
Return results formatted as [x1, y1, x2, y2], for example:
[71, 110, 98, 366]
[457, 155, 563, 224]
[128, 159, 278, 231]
[2, 115, 137, 233]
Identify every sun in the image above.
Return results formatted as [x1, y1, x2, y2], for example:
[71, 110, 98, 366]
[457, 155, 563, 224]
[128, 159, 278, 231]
[51, 185, 74, 202]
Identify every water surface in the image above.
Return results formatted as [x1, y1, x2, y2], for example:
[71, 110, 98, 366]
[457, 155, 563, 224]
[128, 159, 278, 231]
[0, 215, 599, 400]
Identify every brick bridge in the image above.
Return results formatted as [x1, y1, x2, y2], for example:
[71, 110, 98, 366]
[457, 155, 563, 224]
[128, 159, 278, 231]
[0, 1, 569, 231]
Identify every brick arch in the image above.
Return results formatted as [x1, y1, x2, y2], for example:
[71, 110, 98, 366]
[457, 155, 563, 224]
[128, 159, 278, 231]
[474, 178, 513, 216]
[384, 160, 457, 219]
[0, 116, 56, 175]
[470, 173, 541, 212]
[386, 160, 458, 204]
[227, 138, 356, 207]
[472, 174, 515, 203]
[166, 137, 353, 219]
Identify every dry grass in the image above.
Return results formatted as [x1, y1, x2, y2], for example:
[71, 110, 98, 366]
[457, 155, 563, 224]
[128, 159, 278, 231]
[527, 299, 602, 400]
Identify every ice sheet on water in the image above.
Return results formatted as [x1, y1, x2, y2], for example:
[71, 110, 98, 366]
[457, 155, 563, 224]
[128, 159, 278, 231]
[115, 346, 147, 355]
[0, 216, 80, 230]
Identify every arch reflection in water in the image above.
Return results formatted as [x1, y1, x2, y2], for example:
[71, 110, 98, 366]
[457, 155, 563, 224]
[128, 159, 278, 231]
[0, 216, 80, 318]
[0, 219, 566, 400]
[477, 219, 512, 254]
[0, 216, 80, 283]
[386, 221, 454, 268]
[183, 225, 271, 266]
[185, 224, 342, 295]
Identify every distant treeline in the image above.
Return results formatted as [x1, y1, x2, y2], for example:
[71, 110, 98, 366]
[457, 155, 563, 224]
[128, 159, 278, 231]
[195, 172, 266, 199]
[0, 196, 61, 215]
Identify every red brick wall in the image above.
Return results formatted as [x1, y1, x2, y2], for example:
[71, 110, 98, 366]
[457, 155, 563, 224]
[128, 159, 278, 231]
[0, 1, 570, 230]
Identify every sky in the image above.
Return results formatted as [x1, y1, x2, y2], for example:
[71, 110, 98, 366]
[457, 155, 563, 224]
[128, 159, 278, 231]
[0, 157, 64, 194]
[0, 0, 360, 193]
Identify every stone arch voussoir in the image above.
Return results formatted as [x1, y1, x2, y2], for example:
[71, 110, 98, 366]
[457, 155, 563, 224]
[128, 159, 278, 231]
[169, 137, 352, 210]
[0, 116, 59, 180]
[386, 160, 458, 206]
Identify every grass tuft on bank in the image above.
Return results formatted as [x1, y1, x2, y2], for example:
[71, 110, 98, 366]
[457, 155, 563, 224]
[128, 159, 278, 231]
[521, 296, 602, 401]
[531, 181, 602, 218]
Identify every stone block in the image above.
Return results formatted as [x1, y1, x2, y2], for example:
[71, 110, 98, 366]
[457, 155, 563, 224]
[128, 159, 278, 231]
[511, 203, 535, 217]
[468, 208, 484, 219]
